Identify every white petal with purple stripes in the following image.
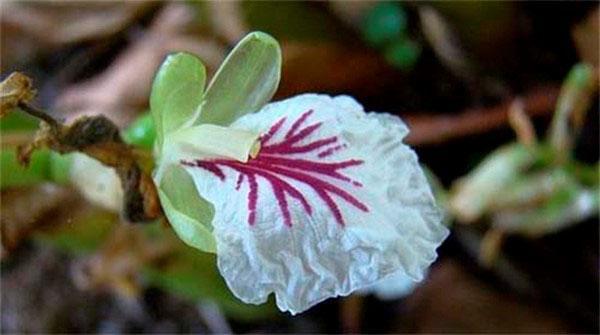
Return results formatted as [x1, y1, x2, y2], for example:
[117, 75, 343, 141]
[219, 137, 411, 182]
[179, 94, 448, 314]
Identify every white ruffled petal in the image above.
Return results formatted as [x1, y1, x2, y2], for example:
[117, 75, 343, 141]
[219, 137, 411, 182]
[181, 94, 448, 314]
[359, 269, 427, 300]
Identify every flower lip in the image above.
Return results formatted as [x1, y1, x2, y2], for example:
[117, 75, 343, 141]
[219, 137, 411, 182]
[179, 94, 448, 314]
[181, 109, 369, 227]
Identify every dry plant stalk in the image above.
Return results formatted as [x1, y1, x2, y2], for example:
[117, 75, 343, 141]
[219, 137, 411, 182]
[508, 98, 537, 147]
[404, 85, 560, 145]
[1, 72, 161, 223]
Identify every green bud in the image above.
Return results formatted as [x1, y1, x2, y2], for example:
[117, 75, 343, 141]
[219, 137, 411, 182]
[123, 112, 156, 150]
[362, 2, 408, 48]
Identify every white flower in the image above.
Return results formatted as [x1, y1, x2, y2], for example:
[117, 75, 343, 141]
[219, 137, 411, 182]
[151, 32, 448, 315]
[160, 94, 447, 314]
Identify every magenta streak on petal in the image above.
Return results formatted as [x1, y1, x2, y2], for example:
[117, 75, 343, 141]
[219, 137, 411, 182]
[235, 174, 244, 190]
[266, 137, 339, 155]
[262, 122, 323, 154]
[261, 117, 286, 145]
[274, 185, 292, 226]
[318, 144, 346, 158]
[193, 161, 312, 227]
[247, 173, 258, 225]
[181, 161, 195, 168]
[248, 160, 368, 213]
[183, 109, 368, 227]
[285, 109, 314, 139]
[237, 165, 313, 216]
[182, 160, 226, 181]
[279, 122, 322, 145]
[258, 155, 363, 186]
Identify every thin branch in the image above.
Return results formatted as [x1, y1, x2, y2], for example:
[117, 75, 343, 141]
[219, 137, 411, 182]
[0, 71, 160, 223]
[508, 98, 537, 147]
[404, 85, 560, 146]
[17, 102, 61, 128]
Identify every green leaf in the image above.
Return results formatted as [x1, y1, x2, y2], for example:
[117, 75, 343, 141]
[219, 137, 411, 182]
[491, 169, 571, 211]
[492, 182, 598, 236]
[1, 149, 50, 188]
[48, 152, 73, 185]
[1, 139, 71, 189]
[123, 112, 157, 150]
[566, 161, 599, 187]
[0, 111, 39, 131]
[158, 164, 216, 253]
[198, 32, 281, 126]
[150, 53, 206, 152]
[548, 63, 596, 160]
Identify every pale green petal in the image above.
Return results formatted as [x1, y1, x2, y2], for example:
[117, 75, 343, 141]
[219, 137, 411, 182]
[198, 32, 281, 126]
[169, 124, 260, 163]
[158, 164, 216, 253]
[150, 52, 206, 152]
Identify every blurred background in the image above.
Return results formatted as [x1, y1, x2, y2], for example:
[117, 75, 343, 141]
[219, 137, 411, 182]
[1, 1, 598, 333]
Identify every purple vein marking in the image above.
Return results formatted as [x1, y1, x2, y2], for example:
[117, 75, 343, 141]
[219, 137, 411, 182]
[318, 144, 346, 158]
[181, 109, 368, 227]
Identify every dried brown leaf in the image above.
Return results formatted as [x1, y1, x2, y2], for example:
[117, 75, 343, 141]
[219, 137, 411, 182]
[15, 104, 160, 223]
[0, 72, 36, 117]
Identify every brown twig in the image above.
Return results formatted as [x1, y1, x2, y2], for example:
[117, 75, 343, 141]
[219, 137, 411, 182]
[508, 98, 537, 147]
[404, 85, 560, 146]
[17, 102, 61, 128]
[1, 71, 160, 223]
[15, 103, 161, 223]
